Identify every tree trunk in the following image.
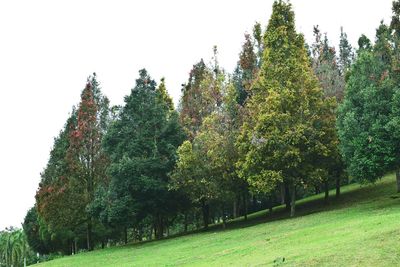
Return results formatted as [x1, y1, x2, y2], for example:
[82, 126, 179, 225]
[268, 196, 273, 216]
[335, 176, 341, 197]
[252, 195, 257, 211]
[324, 181, 329, 203]
[285, 183, 291, 211]
[184, 212, 188, 233]
[87, 219, 92, 251]
[201, 200, 210, 229]
[233, 199, 238, 218]
[124, 226, 128, 244]
[222, 206, 226, 230]
[280, 184, 285, 204]
[243, 192, 248, 220]
[396, 169, 400, 193]
[315, 186, 320, 195]
[290, 185, 296, 217]
[155, 214, 164, 239]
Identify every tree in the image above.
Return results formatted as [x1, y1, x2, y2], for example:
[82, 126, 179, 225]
[311, 26, 346, 198]
[103, 69, 185, 239]
[157, 77, 174, 111]
[337, 22, 397, 189]
[66, 74, 110, 250]
[237, 0, 336, 216]
[35, 110, 85, 254]
[179, 51, 222, 140]
[171, 81, 249, 228]
[312, 26, 345, 101]
[338, 26, 354, 76]
[253, 22, 264, 68]
[233, 33, 258, 106]
[23, 207, 50, 255]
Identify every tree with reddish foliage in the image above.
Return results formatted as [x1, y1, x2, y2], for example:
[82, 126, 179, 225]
[34, 110, 86, 254]
[179, 48, 223, 140]
[66, 74, 110, 251]
[233, 28, 261, 106]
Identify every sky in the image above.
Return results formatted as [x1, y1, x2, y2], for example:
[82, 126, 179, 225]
[0, 0, 393, 229]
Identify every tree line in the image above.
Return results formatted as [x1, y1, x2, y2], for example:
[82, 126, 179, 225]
[18, 0, 400, 260]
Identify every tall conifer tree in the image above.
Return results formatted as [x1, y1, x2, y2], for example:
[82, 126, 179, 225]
[237, 0, 336, 216]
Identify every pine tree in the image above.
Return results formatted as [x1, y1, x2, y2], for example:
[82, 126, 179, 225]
[157, 77, 174, 111]
[233, 33, 258, 106]
[35, 109, 87, 254]
[312, 26, 345, 101]
[103, 69, 185, 239]
[66, 74, 110, 250]
[237, 0, 336, 216]
[311, 26, 346, 198]
[179, 49, 223, 140]
[338, 26, 354, 75]
[337, 22, 396, 189]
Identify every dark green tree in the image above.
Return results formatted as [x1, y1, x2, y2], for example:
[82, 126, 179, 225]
[337, 22, 397, 189]
[103, 69, 185, 239]
[338, 26, 354, 75]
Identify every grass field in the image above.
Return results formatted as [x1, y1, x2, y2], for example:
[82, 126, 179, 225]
[35, 174, 400, 266]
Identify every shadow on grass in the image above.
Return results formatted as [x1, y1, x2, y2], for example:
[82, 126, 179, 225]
[122, 175, 398, 249]
[211, 175, 399, 233]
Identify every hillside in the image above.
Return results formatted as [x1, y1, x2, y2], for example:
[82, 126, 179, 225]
[35, 174, 400, 266]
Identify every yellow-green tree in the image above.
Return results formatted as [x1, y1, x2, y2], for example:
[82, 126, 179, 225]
[237, 0, 337, 216]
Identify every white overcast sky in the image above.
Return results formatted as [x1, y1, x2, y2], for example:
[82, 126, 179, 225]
[0, 0, 393, 229]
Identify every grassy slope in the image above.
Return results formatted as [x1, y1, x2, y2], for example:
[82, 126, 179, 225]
[36, 174, 400, 267]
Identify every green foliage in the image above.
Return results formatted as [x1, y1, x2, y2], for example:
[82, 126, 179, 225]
[179, 56, 222, 140]
[0, 227, 36, 267]
[338, 26, 354, 75]
[156, 78, 174, 111]
[312, 26, 345, 101]
[237, 1, 336, 216]
[357, 34, 372, 52]
[103, 69, 185, 239]
[338, 24, 396, 184]
[23, 207, 49, 255]
[233, 32, 259, 106]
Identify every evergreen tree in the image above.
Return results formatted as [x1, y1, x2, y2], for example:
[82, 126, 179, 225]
[237, 0, 336, 216]
[337, 22, 396, 189]
[233, 33, 258, 106]
[312, 26, 345, 101]
[253, 22, 264, 68]
[35, 110, 86, 254]
[157, 77, 174, 111]
[338, 26, 354, 76]
[311, 26, 346, 198]
[103, 69, 185, 239]
[179, 49, 223, 140]
[66, 74, 110, 250]
[357, 34, 372, 52]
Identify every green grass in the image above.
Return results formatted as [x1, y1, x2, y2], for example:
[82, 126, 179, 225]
[35, 174, 400, 266]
